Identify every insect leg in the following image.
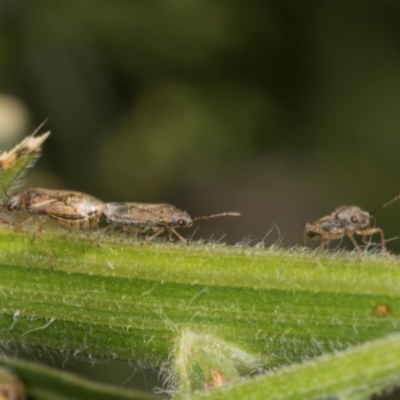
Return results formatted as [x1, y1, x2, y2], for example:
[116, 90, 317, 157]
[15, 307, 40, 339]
[166, 228, 188, 244]
[145, 228, 166, 243]
[33, 217, 47, 239]
[83, 231, 102, 248]
[301, 223, 308, 247]
[317, 230, 349, 255]
[346, 232, 362, 260]
[12, 216, 34, 232]
[27, 217, 55, 268]
[62, 223, 102, 248]
[316, 237, 326, 255]
[361, 235, 370, 245]
[357, 227, 388, 254]
[39, 238, 55, 269]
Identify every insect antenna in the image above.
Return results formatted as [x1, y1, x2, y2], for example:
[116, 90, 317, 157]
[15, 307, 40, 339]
[371, 194, 400, 216]
[192, 212, 241, 222]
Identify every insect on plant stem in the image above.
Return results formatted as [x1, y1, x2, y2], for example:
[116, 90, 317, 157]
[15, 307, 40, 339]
[2, 187, 106, 262]
[103, 202, 241, 244]
[3, 187, 105, 230]
[302, 193, 400, 259]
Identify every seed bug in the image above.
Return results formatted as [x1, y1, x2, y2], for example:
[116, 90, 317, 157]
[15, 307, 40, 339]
[4, 188, 105, 229]
[103, 202, 241, 244]
[3, 188, 105, 265]
[302, 194, 400, 258]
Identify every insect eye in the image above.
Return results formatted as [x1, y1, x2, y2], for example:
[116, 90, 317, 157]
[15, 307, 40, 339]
[351, 216, 358, 223]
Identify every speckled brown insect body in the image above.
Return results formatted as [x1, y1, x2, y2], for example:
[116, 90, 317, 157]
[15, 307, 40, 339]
[302, 194, 400, 258]
[5, 188, 104, 229]
[103, 202, 240, 243]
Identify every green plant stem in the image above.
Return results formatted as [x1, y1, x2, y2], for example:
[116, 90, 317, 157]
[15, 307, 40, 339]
[1, 227, 399, 373]
[0, 356, 163, 400]
[191, 332, 400, 400]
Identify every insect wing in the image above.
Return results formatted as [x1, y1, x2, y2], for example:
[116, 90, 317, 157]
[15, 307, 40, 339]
[49, 199, 102, 229]
[21, 189, 88, 214]
[312, 213, 346, 236]
[40, 199, 80, 218]
[32, 191, 102, 224]
[26, 196, 60, 214]
[104, 203, 170, 228]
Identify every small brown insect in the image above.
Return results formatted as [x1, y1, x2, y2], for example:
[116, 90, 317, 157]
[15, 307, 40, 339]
[4, 188, 104, 229]
[103, 202, 241, 243]
[0, 120, 50, 171]
[302, 194, 400, 258]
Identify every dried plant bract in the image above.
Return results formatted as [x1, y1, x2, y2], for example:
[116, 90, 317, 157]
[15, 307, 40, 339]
[0, 122, 50, 196]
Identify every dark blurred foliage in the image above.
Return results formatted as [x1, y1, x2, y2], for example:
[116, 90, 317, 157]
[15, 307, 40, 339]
[1, 1, 400, 397]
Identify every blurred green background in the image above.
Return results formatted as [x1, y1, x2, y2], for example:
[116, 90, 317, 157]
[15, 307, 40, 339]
[1, 0, 400, 395]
